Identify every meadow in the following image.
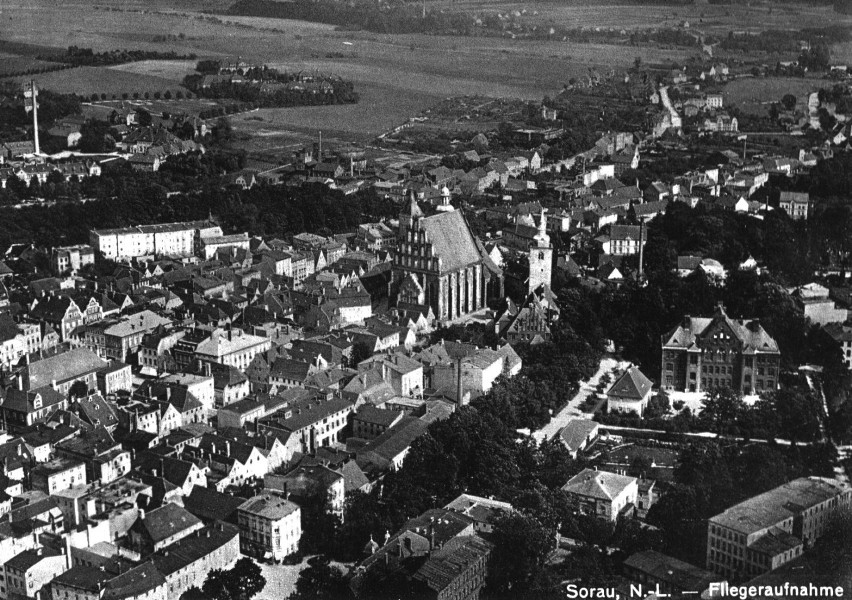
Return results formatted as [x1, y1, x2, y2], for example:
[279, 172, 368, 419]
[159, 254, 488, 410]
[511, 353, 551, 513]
[10, 66, 189, 99]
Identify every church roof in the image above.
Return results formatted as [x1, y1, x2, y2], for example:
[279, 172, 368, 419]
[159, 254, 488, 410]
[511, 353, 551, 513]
[419, 211, 482, 274]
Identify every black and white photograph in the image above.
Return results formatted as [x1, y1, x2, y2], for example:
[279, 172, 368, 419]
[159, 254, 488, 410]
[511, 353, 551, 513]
[0, 0, 850, 598]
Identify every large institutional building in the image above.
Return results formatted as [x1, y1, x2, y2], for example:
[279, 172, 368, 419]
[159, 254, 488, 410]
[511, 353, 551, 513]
[393, 192, 501, 323]
[661, 303, 780, 394]
[706, 477, 851, 581]
[90, 220, 223, 260]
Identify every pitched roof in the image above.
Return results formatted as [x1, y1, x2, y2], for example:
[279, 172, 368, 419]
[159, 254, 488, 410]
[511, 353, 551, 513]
[559, 419, 600, 452]
[26, 347, 107, 389]
[607, 366, 653, 400]
[135, 502, 202, 544]
[562, 468, 637, 500]
[418, 211, 483, 274]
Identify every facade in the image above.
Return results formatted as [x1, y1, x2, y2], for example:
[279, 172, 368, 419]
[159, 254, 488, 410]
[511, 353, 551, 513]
[778, 191, 810, 220]
[151, 522, 241, 600]
[706, 477, 851, 581]
[51, 244, 95, 275]
[79, 310, 172, 362]
[661, 304, 781, 394]
[90, 220, 221, 260]
[238, 493, 302, 561]
[822, 322, 852, 369]
[194, 328, 272, 370]
[527, 209, 553, 294]
[31, 457, 87, 494]
[1, 546, 69, 600]
[393, 193, 497, 323]
[562, 468, 638, 522]
[606, 366, 654, 417]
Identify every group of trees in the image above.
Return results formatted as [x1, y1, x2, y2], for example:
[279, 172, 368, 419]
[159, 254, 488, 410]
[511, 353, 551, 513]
[40, 46, 196, 67]
[0, 161, 398, 250]
[182, 557, 266, 600]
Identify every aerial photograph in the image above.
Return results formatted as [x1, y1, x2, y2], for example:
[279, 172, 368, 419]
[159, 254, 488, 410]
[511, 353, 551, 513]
[0, 0, 851, 598]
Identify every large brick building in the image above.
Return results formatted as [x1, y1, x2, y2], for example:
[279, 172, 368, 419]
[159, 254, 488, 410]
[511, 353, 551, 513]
[661, 304, 780, 394]
[393, 193, 501, 323]
[706, 477, 851, 581]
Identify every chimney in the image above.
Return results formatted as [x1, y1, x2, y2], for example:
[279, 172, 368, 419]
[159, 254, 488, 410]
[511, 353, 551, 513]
[138, 508, 145, 520]
[205, 362, 211, 377]
[638, 217, 645, 280]
[166, 387, 171, 401]
[51, 379, 57, 391]
[225, 441, 231, 457]
[16, 372, 23, 391]
[64, 535, 72, 569]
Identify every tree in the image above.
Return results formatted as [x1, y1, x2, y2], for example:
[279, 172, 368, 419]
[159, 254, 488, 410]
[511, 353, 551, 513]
[781, 93, 797, 111]
[202, 558, 265, 600]
[700, 387, 743, 435]
[288, 556, 349, 600]
[488, 514, 554, 596]
[136, 109, 152, 127]
[69, 380, 88, 398]
[230, 557, 266, 600]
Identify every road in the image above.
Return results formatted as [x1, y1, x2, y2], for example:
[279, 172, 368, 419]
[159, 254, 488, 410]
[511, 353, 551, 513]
[532, 356, 628, 443]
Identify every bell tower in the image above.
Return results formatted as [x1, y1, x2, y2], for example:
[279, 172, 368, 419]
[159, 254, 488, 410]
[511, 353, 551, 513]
[528, 209, 552, 294]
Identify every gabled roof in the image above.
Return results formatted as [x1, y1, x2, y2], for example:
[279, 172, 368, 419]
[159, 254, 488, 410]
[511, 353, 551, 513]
[135, 502, 202, 544]
[606, 366, 653, 400]
[418, 210, 483, 274]
[559, 419, 600, 453]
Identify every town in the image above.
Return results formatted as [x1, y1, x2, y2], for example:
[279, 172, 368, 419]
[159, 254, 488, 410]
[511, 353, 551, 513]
[0, 1, 851, 600]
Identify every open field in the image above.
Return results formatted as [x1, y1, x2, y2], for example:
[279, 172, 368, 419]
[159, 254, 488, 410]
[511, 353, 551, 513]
[1, 0, 844, 139]
[0, 53, 63, 76]
[106, 59, 198, 82]
[9, 66, 189, 98]
[441, 1, 849, 35]
[721, 76, 818, 115]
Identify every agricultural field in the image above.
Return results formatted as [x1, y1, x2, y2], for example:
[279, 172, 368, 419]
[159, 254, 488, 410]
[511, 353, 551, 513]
[0, 53, 63, 77]
[721, 76, 818, 116]
[442, 0, 849, 36]
[1, 0, 844, 139]
[9, 66, 189, 99]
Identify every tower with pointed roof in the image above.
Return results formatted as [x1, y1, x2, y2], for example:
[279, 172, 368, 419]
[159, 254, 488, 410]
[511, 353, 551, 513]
[527, 209, 552, 295]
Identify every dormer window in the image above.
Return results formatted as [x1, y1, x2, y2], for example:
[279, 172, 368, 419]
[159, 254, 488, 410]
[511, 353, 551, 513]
[33, 395, 42, 409]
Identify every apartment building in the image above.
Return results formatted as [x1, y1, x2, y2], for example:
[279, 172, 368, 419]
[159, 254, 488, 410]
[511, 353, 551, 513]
[238, 493, 302, 561]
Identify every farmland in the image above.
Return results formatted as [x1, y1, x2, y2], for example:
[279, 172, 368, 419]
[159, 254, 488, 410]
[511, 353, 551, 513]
[0, 0, 847, 142]
[721, 76, 818, 116]
[9, 66, 189, 99]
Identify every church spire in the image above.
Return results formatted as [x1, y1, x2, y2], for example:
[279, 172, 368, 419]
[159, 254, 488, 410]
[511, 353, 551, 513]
[533, 208, 550, 248]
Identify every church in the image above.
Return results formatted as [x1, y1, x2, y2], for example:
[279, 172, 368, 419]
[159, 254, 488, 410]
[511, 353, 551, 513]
[392, 189, 502, 323]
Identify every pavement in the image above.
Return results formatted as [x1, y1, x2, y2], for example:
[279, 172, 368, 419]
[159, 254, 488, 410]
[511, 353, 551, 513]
[532, 356, 628, 443]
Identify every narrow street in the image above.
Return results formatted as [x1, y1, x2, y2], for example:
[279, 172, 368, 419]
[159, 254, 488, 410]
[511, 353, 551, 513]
[532, 356, 628, 443]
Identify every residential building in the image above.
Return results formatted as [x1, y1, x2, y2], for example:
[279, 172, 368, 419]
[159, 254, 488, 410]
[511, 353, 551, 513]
[90, 221, 221, 261]
[778, 191, 810, 220]
[51, 244, 95, 275]
[78, 310, 172, 362]
[822, 322, 852, 369]
[562, 468, 638, 522]
[1, 544, 70, 600]
[606, 366, 654, 417]
[238, 493, 302, 561]
[31, 457, 87, 494]
[128, 502, 204, 555]
[151, 522, 240, 599]
[706, 477, 851, 580]
[661, 303, 781, 394]
[559, 419, 600, 459]
[195, 328, 272, 370]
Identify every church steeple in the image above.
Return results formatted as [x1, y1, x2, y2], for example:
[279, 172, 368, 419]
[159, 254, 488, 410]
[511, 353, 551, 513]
[436, 185, 454, 212]
[528, 208, 552, 294]
[399, 189, 423, 237]
[533, 208, 550, 248]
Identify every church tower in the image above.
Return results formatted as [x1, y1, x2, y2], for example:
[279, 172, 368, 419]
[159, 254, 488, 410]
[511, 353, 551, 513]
[399, 190, 424, 238]
[528, 209, 552, 294]
[436, 185, 454, 213]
